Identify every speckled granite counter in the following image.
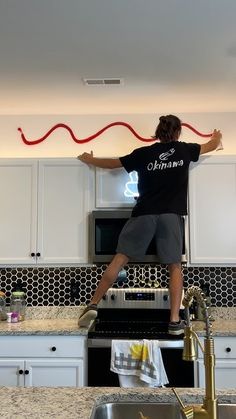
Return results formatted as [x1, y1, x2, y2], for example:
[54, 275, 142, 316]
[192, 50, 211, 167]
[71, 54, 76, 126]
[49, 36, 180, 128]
[0, 306, 236, 336]
[192, 320, 236, 337]
[0, 307, 89, 336]
[0, 318, 89, 336]
[1, 317, 236, 337]
[0, 386, 235, 419]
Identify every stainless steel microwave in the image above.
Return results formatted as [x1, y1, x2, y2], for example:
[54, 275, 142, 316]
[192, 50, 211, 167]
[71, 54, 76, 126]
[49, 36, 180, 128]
[89, 210, 187, 264]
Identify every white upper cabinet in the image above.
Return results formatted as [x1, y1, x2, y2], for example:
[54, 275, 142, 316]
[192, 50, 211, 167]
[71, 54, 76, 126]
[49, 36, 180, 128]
[37, 159, 92, 264]
[188, 156, 236, 265]
[1, 156, 236, 266]
[0, 159, 93, 265]
[95, 167, 137, 208]
[0, 159, 38, 264]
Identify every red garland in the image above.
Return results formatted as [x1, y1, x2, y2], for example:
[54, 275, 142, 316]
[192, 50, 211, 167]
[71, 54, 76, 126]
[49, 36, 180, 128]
[18, 121, 213, 146]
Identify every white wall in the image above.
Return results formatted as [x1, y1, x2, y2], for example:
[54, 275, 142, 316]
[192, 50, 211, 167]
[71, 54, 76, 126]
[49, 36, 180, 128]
[0, 112, 235, 158]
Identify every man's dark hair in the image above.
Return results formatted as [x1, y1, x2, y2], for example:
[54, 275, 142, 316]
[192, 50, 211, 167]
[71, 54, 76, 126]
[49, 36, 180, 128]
[154, 114, 182, 142]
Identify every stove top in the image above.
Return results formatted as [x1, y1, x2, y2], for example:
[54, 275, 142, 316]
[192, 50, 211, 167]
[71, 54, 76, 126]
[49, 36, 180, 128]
[88, 287, 185, 341]
[88, 308, 183, 340]
[88, 319, 182, 340]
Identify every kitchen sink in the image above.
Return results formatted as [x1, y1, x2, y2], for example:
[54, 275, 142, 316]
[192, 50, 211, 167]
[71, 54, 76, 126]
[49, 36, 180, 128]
[90, 402, 180, 419]
[90, 402, 236, 419]
[218, 404, 236, 419]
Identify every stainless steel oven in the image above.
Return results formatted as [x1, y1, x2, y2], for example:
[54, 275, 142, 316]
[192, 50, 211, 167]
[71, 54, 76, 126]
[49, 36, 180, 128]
[89, 210, 187, 264]
[87, 288, 194, 387]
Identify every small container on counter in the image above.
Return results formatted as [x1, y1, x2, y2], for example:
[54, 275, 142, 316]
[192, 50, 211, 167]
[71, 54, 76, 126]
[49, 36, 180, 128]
[6, 312, 12, 323]
[0, 291, 7, 321]
[10, 291, 26, 321]
[11, 312, 19, 323]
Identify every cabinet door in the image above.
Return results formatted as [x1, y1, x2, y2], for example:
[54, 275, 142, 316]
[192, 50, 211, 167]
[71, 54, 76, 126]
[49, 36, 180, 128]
[196, 359, 236, 389]
[188, 156, 236, 265]
[0, 359, 25, 386]
[25, 359, 85, 387]
[215, 361, 236, 388]
[96, 167, 137, 208]
[0, 159, 37, 264]
[37, 159, 92, 264]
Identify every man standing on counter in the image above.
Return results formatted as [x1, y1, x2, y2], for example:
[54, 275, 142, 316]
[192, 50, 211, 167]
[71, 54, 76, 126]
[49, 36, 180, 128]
[77, 114, 222, 335]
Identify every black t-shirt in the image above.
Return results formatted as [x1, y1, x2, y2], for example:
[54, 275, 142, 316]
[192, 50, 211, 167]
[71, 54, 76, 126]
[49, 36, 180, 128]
[120, 141, 200, 216]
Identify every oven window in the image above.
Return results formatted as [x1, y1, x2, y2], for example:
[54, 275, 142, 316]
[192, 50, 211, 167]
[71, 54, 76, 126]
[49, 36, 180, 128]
[88, 347, 120, 387]
[161, 348, 194, 387]
[88, 347, 194, 387]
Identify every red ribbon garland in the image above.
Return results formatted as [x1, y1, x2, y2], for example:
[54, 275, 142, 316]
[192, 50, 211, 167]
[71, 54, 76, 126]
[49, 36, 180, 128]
[18, 121, 213, 146]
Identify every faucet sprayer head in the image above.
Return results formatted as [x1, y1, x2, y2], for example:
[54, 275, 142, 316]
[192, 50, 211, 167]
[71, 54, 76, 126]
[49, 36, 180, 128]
[182, 285, 212, 338]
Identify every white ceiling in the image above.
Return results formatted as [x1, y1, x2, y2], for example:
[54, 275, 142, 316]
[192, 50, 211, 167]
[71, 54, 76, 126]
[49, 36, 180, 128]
[1, 0, 236, 115]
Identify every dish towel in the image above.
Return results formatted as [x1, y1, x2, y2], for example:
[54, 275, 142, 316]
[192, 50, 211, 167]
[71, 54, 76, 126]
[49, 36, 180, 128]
[110, 339, 169, 387]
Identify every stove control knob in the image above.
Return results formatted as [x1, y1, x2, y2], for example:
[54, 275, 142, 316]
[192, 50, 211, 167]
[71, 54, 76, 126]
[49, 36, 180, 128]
[163, 294, 169, 301]
[102, 295, 107, 301]
[110, 294, 116, 301]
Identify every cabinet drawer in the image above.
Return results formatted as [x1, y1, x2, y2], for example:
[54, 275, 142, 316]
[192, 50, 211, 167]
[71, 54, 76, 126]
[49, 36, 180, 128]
[214, 337, 236, 359]
[198, 337, 236, 359]
[0, 336, 85, 358]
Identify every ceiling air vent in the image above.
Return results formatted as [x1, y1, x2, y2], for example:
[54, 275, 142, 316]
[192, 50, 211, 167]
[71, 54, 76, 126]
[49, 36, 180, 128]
[83, 78, 124, 86]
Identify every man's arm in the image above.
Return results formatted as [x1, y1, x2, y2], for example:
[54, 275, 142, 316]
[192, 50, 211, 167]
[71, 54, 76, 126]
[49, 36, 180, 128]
[77, 151, 122, 169]
[200, 129, 222, 155]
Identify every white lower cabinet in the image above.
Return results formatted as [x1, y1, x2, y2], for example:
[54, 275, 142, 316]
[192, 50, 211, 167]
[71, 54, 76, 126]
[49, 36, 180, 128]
[195, 336, 236, 389]
[0, 359, 25, 386]
[0, 335, 87, 387]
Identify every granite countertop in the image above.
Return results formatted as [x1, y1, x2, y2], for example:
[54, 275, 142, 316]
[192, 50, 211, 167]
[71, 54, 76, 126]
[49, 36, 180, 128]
[0, 306, 236, 336]
[0, 318, 89, 336]
[192, 320, 236, 337]
[0, 307, 90, 336]
[0, 318, 236, 336]
[0, 386, 235, 419]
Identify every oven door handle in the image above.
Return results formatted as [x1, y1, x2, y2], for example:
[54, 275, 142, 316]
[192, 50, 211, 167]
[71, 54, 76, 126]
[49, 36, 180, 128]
[87, 339, 184, 349]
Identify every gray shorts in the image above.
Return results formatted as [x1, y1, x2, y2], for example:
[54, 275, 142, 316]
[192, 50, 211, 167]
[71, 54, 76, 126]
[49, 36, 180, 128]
[116, 214, 183, 264]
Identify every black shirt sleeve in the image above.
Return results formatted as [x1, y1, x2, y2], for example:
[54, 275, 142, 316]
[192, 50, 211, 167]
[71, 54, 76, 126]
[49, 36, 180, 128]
[119, 148, 143, 173]
[185, 143, 201, 162]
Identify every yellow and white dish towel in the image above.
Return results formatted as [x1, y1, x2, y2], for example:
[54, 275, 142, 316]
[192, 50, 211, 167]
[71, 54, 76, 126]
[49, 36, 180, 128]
[110, 339, 169, 387]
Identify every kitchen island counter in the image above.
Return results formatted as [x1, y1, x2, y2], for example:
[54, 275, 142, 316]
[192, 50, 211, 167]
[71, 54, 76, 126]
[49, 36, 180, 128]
[0, 386, 236, 419]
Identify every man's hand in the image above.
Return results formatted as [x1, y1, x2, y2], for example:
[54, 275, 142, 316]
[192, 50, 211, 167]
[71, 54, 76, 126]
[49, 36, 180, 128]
[77, 151, 122, 169]
[77, 151, 94, 165]
[200, 129, 223, 155]
[211, 129, 222, 143]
